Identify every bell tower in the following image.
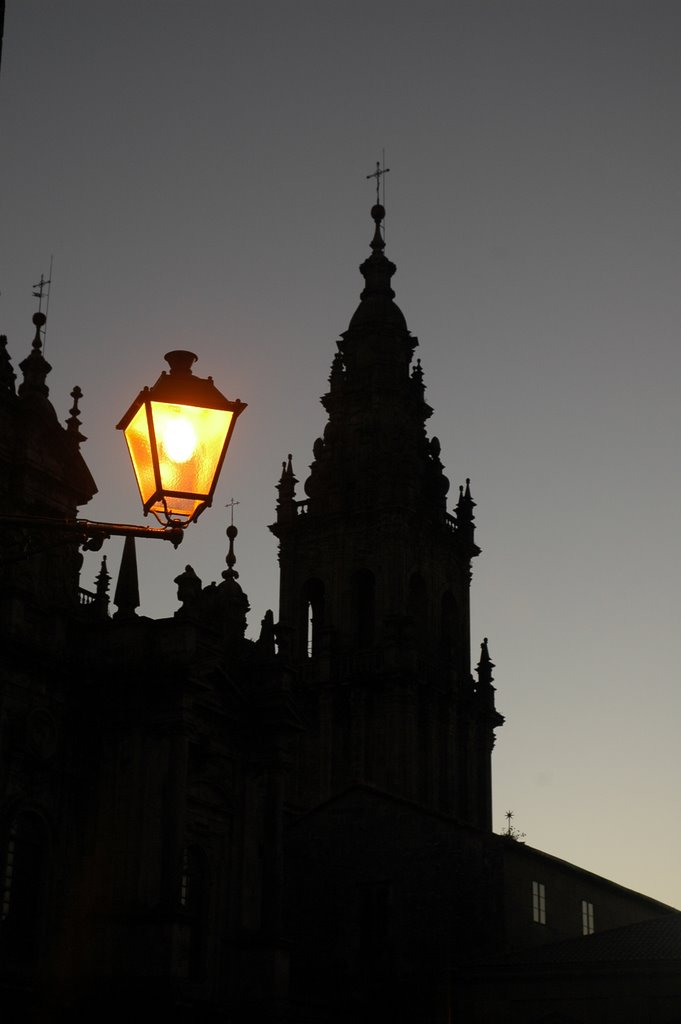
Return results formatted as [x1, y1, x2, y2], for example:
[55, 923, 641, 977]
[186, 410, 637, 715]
[270, 199, 503, 829]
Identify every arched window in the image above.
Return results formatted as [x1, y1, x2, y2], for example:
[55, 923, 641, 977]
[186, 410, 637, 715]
[301, 579, 325, 658]
[0, 810, 49, 962]
[179, 844, 207, 981]
[353, 569, 375, 649]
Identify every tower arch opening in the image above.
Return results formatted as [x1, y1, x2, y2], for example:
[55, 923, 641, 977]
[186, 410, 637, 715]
[301, 578, 325, 658]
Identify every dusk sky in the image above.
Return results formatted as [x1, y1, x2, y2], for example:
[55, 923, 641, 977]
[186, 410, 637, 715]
[2, 1, 681, 910]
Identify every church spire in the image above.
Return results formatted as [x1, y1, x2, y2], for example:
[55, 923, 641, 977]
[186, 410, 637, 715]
[346, 202, 405, 333]
[269, 193, 502, 824]
[361, 202, 395, 295]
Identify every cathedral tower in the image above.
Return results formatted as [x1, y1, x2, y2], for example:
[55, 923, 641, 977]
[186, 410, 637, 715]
[271, 201, 502, 829]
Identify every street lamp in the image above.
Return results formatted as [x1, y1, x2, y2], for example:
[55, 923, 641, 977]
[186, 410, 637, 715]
[0, 340, 246, 551]
[117, 350, 246, 530]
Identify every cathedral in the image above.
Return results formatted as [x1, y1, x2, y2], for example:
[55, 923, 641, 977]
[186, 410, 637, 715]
[0, 200, 679, 1023]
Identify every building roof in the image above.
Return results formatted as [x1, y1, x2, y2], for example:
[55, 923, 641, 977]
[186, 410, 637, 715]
[488, 913, 681, 967]
[495, 833, 678, 914]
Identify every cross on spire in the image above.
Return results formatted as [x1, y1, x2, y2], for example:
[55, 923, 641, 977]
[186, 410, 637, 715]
[32, 273, 51, 313]
[225, 497, 240, 526]
[366, 159, 390, 204]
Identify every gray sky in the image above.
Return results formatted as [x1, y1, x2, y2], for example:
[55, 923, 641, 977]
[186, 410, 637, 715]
[2, 0, 681, 910]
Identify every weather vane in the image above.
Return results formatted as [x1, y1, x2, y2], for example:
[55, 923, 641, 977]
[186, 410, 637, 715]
[366, 156, 390, 205]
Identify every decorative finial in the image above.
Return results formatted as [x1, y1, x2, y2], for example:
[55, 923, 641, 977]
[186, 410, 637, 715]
[223, 498, 240, 580]
[31, 311, 46, 351]
[93, 556, 111, 618]
[95, 555, 110, 594]
[32, 258, 53, 352]
[66, 385, 87, 448]
[456, 478, 476, 526]
[275, 454, 298, 521]
[18, 312, 52, 399]
[503, 809, 526, 843]
[366, 158, 391, 252]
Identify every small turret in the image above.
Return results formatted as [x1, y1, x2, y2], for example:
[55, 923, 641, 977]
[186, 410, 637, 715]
[476, 637, 495, 688]
[274, 454, 298, 525]
[93, 555, 111, 619]
[455, 478, 480, 558]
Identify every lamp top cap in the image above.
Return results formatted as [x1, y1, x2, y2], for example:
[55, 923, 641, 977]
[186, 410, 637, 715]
[164, 350, 198, 375]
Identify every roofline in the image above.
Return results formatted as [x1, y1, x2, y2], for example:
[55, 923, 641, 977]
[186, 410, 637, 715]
[494, 833, 678, 913]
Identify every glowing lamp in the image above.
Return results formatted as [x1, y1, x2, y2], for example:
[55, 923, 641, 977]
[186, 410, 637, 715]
[117, 350, 246, 528]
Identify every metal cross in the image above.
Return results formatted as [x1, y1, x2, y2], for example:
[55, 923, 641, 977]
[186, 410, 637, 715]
[32, 273, 51, 312]
[366, 160, 390, 204]
[225, 497, 240, 526]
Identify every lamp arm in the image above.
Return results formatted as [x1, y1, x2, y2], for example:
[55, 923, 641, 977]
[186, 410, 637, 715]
[0, 513, 184, 550]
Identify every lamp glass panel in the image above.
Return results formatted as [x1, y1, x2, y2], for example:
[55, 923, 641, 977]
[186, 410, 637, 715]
[123, 403, 157, 506]
[149, 495, 203, 522]
[150, 401, 233, 497]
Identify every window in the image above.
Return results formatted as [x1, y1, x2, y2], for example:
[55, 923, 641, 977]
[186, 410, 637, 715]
[306, 601, 314, 657]
[301, 579, 325, 658]
[581, 899, 595, 935]
[532, 881, 546, 924]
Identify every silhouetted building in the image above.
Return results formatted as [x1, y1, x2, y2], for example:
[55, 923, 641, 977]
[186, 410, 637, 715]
[0, 205, 678, 1023]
